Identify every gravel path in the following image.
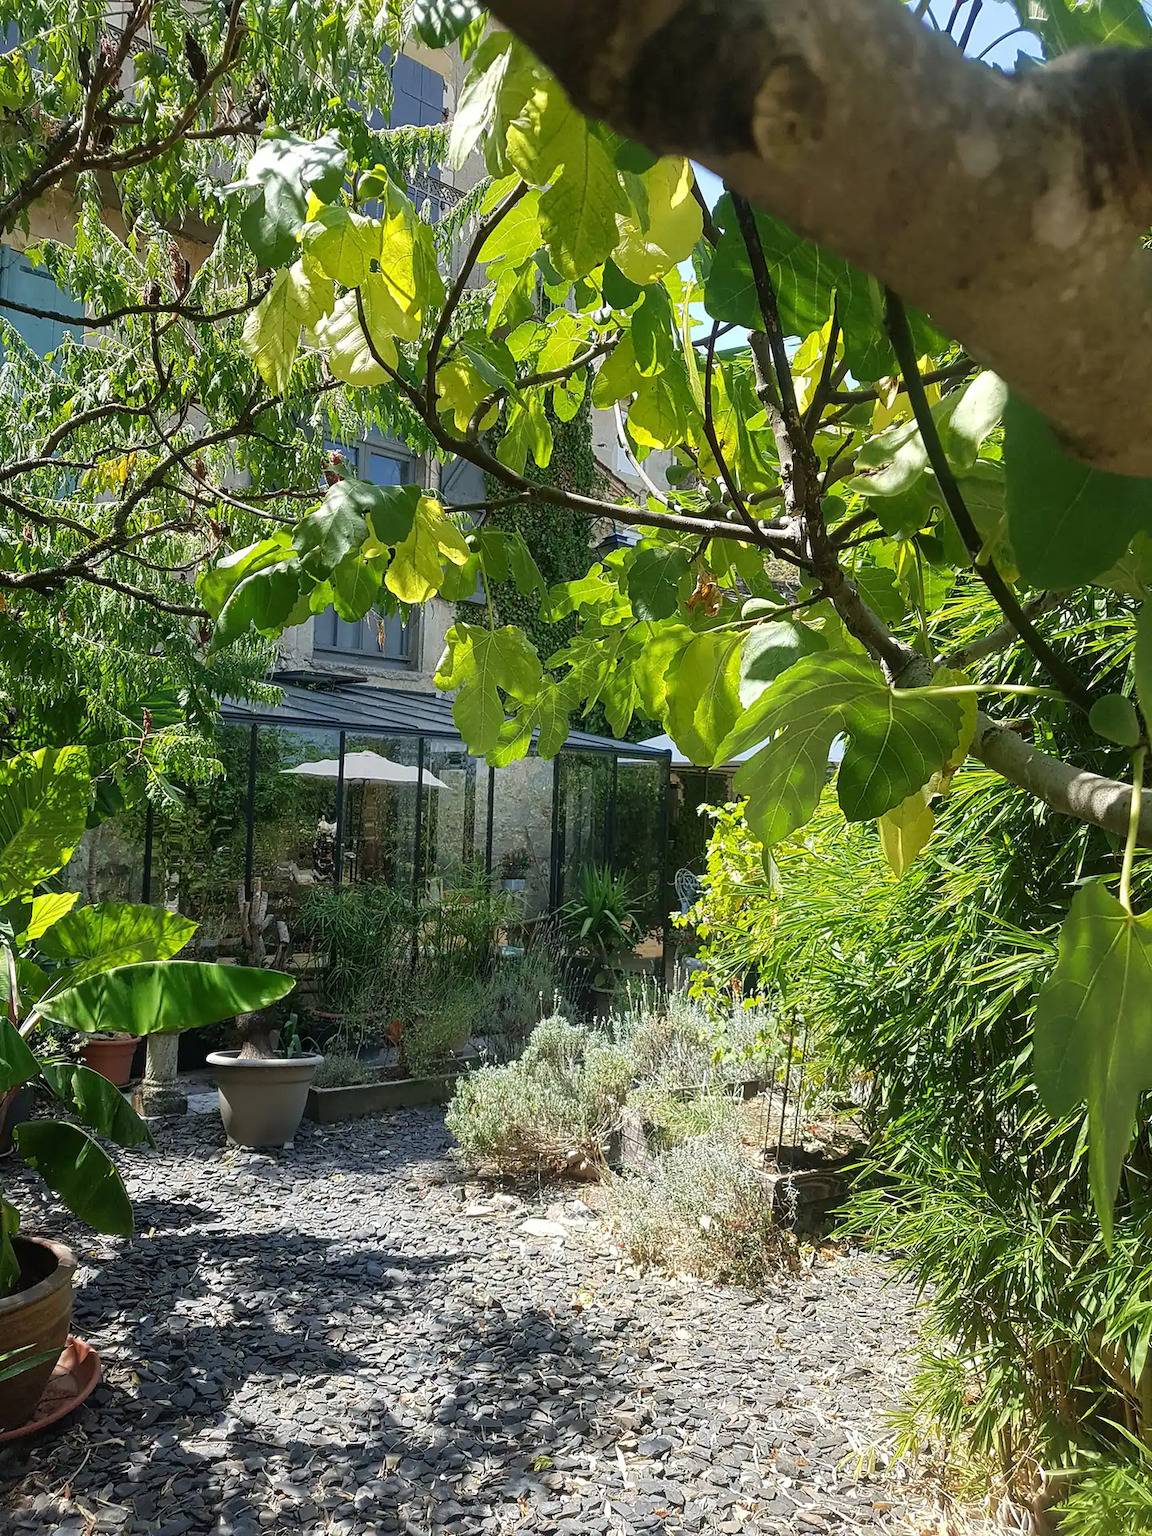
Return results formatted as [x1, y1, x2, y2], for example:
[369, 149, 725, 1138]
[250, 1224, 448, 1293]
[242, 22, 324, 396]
[1, 1109, 921, 1535]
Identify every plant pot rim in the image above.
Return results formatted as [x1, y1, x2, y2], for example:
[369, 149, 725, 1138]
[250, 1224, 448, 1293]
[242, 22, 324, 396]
[207, 1050, 325, 1069]
[0, 1236, 76, 1315]
[83, 1032, 134, 1043]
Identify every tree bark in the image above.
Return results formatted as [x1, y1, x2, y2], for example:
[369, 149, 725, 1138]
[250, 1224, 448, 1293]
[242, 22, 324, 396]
[486, 0, 1152, 477]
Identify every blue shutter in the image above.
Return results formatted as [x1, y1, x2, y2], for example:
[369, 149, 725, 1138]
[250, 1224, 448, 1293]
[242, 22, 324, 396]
[0, 246, 82, 356]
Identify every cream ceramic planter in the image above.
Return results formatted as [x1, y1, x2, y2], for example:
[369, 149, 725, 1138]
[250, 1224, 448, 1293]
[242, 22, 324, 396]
[207, 1052, 323, 1149]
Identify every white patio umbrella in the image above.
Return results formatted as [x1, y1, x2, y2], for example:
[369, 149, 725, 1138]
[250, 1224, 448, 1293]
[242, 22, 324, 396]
[282, 750, 450, 791]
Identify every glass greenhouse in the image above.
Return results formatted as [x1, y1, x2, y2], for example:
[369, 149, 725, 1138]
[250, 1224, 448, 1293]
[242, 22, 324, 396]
[75, 683, 674, 975]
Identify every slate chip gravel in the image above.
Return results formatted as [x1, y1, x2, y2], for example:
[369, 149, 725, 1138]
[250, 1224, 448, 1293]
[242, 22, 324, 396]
[0, 1109, 918, 1533]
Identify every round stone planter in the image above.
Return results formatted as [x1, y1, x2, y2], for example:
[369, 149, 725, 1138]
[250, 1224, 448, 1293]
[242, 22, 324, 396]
[0, 1236, 76, 1432]
[80, 1034, 138, 1087]
[207, 1051, 323, 1149]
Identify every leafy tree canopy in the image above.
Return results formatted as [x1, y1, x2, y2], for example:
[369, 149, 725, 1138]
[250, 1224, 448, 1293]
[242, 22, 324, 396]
[5, 0, 1152, 1233]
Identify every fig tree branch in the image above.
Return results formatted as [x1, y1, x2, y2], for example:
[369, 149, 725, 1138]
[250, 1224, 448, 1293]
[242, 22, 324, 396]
[485, 0, 1152, 476]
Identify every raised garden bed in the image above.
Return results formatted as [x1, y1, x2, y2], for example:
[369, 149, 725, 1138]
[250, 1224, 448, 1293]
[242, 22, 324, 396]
[305, 1070, 464, 1123]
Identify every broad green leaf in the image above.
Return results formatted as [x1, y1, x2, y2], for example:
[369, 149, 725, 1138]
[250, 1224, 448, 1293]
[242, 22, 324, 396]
[242, 260, 333, 396]
[705, 195, 837, 341]
[38, 962, 295, 1036]
[232, 130, 346, 265]
[449, 35, 507, 171]
[592, 332, 641, 408]
[411, 0, 482, 47]
[479, 188, 543, 268]
[306, 206, 380, 286]
[612, 157, 703, 287]
[374, 207, 428, 343]
[846, 418, 928, 499]
[719, 653, 963, 847]
[17, 890, 78, 942]
[627, 543, 692, 622]
[211, 558, 300, 650]
[491, 681, 573, 766]
[38, 902, 198, 982]
[631, 282, 675, 378]
[1005, 394, 1152, 587]
[1033, 881, 1152, 1244]
[293, 478, 375, 578]
[330, 554, 384, 621]
[0, 956, 48, 1016]
[937, 372, 1008, 473]
[537, 122, 626, 281]
[629, 355, 694, 452]
[198, 532, 294, 616]
[313, 290, 397, 387]
[739, 621, 827, 708]
[386, 497, 470, 604]
[436, 624, 544, 755]
[0, 746, 90, 905]
[878, 788, 935, 878]
[1089, 694, 1141, 748]
[666, 631, 746, 768]
[633, 624, 693, 719]
[15, 1120, 133, 1235]
[40, 1063, 152, 1149]
[1009, 0, 1150, 54]
[0, 1014, 38, 1092]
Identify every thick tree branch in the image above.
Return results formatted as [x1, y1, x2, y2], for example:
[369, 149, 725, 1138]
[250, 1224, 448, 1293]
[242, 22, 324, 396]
[486, 0, 1152, 476]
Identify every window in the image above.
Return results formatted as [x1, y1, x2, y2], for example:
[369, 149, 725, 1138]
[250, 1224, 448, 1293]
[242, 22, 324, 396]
[314, 438, 418, 666]
[0, 246, 83, 356]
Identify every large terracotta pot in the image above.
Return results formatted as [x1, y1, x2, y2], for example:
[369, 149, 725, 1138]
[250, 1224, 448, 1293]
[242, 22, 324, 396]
[0, 1236, 76, 1432]
[80, 1034, 139, 1087]
[207, 1051, 323, 1149]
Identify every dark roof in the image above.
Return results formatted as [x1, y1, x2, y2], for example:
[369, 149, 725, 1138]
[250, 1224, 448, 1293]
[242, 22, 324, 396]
[220, 681, 670, 760]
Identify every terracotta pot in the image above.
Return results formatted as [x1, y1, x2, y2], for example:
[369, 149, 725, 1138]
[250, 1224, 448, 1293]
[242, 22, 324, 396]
[207, 1051, 323, 1149]
[0, 1236, 76, 1432]
[80, 1034, 138, 1088]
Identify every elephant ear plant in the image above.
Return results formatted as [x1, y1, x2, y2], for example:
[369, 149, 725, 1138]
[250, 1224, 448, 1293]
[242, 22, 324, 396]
[0, 745, 294, 1297]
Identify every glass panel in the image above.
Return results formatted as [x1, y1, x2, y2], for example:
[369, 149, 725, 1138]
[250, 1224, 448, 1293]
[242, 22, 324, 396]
[247, 726, 343, 964]
[487, 755, 555, 920]
[150, 724, 253, 956]
[556, 752, 611, 904]
[614, 758, 667, 940]
[421, 737, 479, 895]
[341, 734, 421, 891]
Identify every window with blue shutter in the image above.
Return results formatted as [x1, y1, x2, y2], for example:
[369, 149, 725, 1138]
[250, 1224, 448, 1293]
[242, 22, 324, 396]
[314, 439, 418, 666]
[0, 246, 83, 356]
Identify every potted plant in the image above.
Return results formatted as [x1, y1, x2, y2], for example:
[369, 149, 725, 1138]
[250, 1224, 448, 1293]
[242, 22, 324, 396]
[499, 847, 531, 894]
[77, 1033, 138, 1087]
[207, 882, 323, 1148]
[559, 865, 640, 1019]
[0, 745, 294, 1431]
